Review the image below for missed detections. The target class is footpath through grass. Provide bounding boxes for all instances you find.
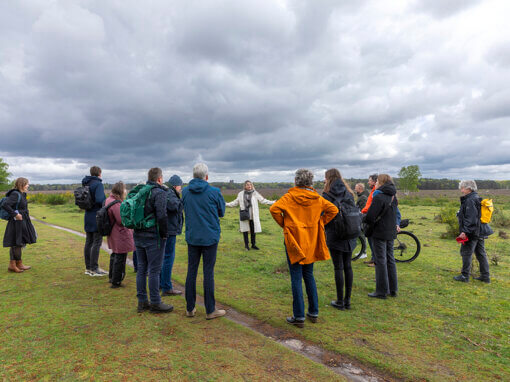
[0,220,344,381]
[28,200,510,381]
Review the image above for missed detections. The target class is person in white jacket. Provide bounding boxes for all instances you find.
[226,181,275,250]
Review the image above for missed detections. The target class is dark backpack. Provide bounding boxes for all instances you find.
[325,193,362,240]
[96,200,121,236]
[74,185,94,210]
[0,191,22,220]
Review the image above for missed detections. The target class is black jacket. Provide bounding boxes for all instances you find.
[322,180,356,252]
[81,176,105,232]
[457,191,481,239]
[3,189,37,247]
[364,182,398,240]
[166,186,183,236]
[135,181,168,238]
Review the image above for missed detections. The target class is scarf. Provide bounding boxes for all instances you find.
[243,190,254,210]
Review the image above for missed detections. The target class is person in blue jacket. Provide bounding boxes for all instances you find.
[82,166,106,276]
[182,163,226,320]
[160,175,184,296]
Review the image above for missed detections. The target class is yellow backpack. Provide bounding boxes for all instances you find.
[480,198,494,224]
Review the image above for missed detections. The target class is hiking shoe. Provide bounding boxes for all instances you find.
[251,245,260,250]
[330,300,345,310]
[245,246,250,251]
[473,276,490,283]
[161,289,183,296]
[150,303,174,313]
[91,269,107,277]
[359,253,368,259]
[206,309,226,320]
[368,292,387,299]
[137,301,150,313]
[186,308,196,318]
[306,313,318,323]
[286,317,305,328]
[453,275,469,283]
[84,269,93,275]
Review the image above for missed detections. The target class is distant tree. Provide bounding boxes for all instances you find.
[398,165,421,193]
[0,158,11,191]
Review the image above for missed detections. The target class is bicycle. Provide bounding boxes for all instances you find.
[352,219,421,263]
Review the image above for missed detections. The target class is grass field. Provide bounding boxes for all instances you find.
[6,191,510,381]
[0,220,344,381]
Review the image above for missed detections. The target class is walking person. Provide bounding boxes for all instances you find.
[226,180,275,251]
[364,174,399,299]
[105,181,135,288]
[82,166,107,276]
[454,180,491,283]
[270,169,338,327]
[361,174,378,266]
[134,168,173,313]
[160,175,184,296]
[2,177,37,273]
[322,169,357,310]
[182,163,226,319]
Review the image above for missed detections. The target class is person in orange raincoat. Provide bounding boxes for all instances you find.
[270,169,338,328]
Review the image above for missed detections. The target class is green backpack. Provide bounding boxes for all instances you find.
[120,184,157,229]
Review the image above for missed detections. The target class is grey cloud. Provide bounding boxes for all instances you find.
[414,0,482,18]
[1,0,510,182]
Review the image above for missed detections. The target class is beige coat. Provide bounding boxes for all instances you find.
[226,191,275,233]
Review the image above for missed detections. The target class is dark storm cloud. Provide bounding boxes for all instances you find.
[1,0,510,183]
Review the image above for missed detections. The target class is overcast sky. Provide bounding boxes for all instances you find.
[1,0,509,184]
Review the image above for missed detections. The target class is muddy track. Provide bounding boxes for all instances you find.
[32,217,400,382]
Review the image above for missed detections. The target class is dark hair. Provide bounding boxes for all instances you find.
[369,173,378,182]
[324,168,354,196]
[148,167,163,182]
[111,181,126,199]
[14,177,29,191]
[90,166,102,177]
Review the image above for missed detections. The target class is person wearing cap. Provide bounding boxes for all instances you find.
[160,175,184,296]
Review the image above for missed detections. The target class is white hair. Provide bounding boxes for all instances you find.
[459,180,477,192]
[193,163,209,180]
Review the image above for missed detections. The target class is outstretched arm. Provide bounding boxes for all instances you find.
[256,192,276,205]
[225,196,239,208]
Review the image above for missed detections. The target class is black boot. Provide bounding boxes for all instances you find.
[330,300,344,310]
[343,298,351,310]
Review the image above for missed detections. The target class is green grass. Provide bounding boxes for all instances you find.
[0,221,344,381]
[26,199,510,381]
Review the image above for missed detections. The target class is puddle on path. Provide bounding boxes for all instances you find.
[32,217,396,382]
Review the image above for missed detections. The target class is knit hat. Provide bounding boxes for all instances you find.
[168,175,183,187]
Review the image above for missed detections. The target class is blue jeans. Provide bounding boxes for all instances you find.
[160,235,177,292]
[286,252,319,320]
[132,250,138,271]
[185,243,217,314]
[134,234,166,305]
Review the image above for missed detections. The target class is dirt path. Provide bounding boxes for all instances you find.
[32,217,399,382]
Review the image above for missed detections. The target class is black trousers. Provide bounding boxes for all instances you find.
[109,253,127,285]
[460,238,490,279]
[243,220,256,248]
[84,231,102,271]
[9,246,22,261]
[330,249,353,302]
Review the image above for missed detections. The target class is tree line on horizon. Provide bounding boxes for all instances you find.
[1,158,509,192]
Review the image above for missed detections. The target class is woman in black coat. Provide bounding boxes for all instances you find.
[364,174,399,299]
[3,177,37,272]
[322,169,357,310]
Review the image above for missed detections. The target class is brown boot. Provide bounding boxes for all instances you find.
[16,260,31,271]
[8,260,23,273]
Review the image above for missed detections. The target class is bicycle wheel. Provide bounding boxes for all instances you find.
[394,231,421,263]
[352,235,367,261]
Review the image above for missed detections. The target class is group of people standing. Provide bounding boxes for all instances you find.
[2,165,492,327]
